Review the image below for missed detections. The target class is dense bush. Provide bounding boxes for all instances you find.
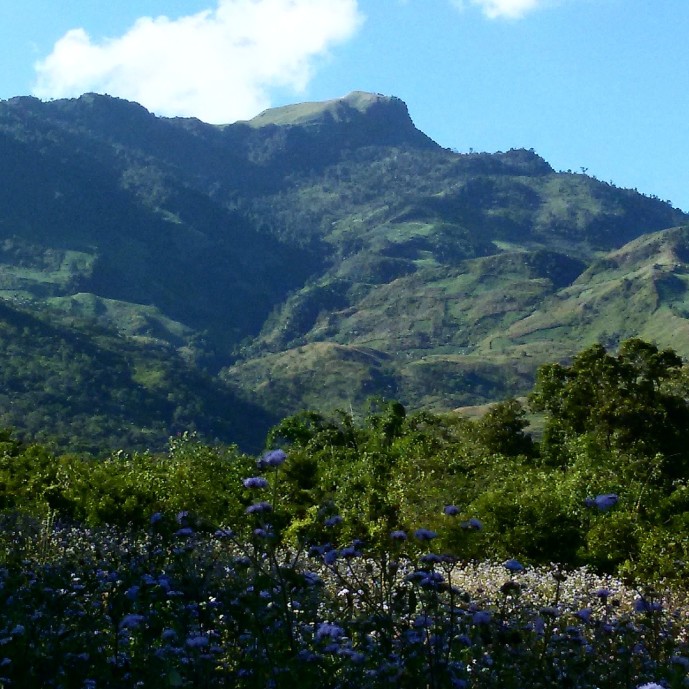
[0,338,688,584]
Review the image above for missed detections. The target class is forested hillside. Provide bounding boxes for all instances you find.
[0,90,687,450]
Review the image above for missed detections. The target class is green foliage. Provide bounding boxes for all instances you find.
[0,298,276,453]
[0,436,60,515]
[0,432,254,527]
[2,94,689,447]
[530,338,689,475]
[466,467,583,563]
[255,339,689,582]
[474,398,535,458]
[0,336,688,585]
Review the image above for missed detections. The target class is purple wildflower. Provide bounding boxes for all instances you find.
[124,585,140,600]
[245,501,273,515]
[584,493,619,511]
[503,559,524,573]
[309,544,330,557]
[338,647,365,663]
[596,588,612,601]
[461,518,483,531]
[316,622,345,641]
[390,530,408,541]
[324,550,339,565]
[414,528,438,541]
[259,449,287,468]
[186,635,210,649]
[298,649,320,663]
[419,571,445,588]
[472,610,491,625]
[214,528,234,539]
[119,614,145,630]
[405,570,428,584]
[575,608,593,623]
[302,571,323,587]
[443,504,460,516]
[243,476,269,489]
[339,544,361,558]
[324,515,343,527]
[634,597,662,613]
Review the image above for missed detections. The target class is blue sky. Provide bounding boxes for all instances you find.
[2,0,688,212]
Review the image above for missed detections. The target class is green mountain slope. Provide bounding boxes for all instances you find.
[497,225,689,356]
[0,298,276,452]
[0,95,318,358]
[0,90,687,449]
[227,227,689,415]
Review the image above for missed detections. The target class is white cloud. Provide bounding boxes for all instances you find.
[451,0,553,19]
[32,0,364,123]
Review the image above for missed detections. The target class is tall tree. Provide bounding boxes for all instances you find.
[530,339,689,476]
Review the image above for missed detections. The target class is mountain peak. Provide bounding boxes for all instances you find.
[244,91,437,150]
[247,91,399,126]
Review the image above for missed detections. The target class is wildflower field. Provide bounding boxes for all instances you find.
[1,338,689,687]
[1,494,688,688]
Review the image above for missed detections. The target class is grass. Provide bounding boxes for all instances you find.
[499,233,689,362]
[0,248,95,297]
[45,293,194,347]
[246,91,394,128]
[224,342,397,418]
[230,223,689,421]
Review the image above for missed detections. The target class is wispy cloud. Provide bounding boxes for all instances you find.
[451,0,553,19]
[32,0,364,123]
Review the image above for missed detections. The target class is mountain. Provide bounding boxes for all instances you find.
[0,91,687,450]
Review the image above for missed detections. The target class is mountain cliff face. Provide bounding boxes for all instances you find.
[0,91,687,450]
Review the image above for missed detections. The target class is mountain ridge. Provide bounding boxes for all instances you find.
[0,90,687,450]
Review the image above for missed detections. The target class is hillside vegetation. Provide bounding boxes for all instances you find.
[0,90,687,450]
[1,337,689,687]
[3,337,689,584]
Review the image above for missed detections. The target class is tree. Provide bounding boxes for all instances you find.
[529,338,689,476]
[475,399,535,458]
